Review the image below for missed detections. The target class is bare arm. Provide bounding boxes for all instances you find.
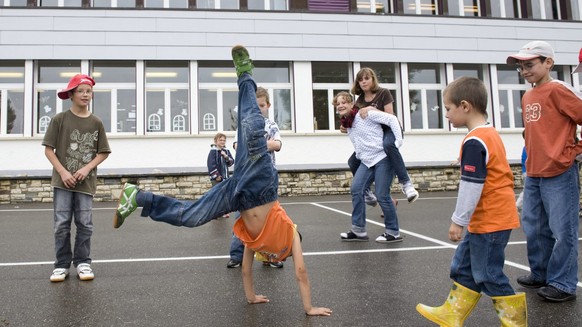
[242,246,269,304]
[291,230,332,316]
[266,139,282,152]
[44,146,76,189]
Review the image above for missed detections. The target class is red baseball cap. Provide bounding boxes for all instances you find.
[573,48,582,74]
[57,74,96,100]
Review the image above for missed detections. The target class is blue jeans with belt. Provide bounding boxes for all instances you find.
[521,164,580,295]
[139,73,278,227]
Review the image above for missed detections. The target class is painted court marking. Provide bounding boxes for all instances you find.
[1,195,581,288]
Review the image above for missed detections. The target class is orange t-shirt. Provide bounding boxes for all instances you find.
[460,126,520,234]
[522,80,582,177]
[233,201,295,262]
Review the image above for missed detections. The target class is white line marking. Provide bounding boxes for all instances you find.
[311,202,582,288]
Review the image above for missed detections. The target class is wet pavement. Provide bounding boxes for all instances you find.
[1,191,581,326]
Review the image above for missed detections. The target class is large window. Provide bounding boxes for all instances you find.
[0,61,25,135]
[36,60,81,134]
[145,61,189,133]
[91,61,137,134]
[406,63,445,130]
[495,65,528,129]
[198,61,293,132]
[312,62,351,131]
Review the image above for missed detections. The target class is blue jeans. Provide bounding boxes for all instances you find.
[350,157,399,236]
[382,127,410,185]
[53,187,93,268]
[450,230,515,297]
[229,211,244,262]
[139,73,278,227]
[521,164,580,294]
[347,128,409,185]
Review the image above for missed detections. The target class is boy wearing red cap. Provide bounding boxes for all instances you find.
[42,74,111,282]
[507,41,582,302]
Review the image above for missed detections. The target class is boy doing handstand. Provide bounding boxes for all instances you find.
[416,77,526,326]
[113,45,331,317]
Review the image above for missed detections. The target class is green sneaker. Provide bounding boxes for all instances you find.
[114,183,138,228]
[231,45,254,77]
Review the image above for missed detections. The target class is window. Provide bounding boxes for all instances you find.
[36,60,81,134]
[144,0,188,8]
[40,0,83,6]
[198,61,293,132]
[248,0,288,10]
[443,0,479,16]
[197,0,238,9]
[401,0,438,15]
[0,0,28,6]
[312,62,351,131]
[145,61,189,133]
[357,0,390,13]
[406,63,446,130]
[91,61,137,134]
[0,61,25,135]
[92,0,136,7]
[485,0,518,18]
[495,65,528,129]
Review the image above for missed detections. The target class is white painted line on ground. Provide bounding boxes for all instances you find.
[311,202,582,288]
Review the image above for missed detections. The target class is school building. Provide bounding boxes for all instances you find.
[0,1,581,202]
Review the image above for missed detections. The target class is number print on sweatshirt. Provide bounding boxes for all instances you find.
[524,103,541,123]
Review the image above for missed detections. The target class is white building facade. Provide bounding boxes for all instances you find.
[0,0,581,175]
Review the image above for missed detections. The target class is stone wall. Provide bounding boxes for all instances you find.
[0,165,524,204]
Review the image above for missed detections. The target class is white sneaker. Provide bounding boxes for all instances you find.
[76,263,94,281]
[50,268,69,282]
[402,182,419,203]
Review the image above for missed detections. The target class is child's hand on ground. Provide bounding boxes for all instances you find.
[247,294,269,304]
[306,307,332,316]
[448,222,463,242]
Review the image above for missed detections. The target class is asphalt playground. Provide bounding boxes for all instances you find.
[1,191,581,327]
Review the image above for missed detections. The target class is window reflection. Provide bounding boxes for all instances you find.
[407,63,443,129]
[36,60,81,134]
[93,0,136,7]
[145,61,189,133]
[92,61,137,133]
[312,62,350,131]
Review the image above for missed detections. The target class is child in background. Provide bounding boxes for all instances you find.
[508,40,582,302]
[113,45,331,316]
[43,74,111,282]
[416,77,526,326]
[227,86,284,268]
[207,132,234,218]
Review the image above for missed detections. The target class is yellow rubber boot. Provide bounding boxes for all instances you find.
[416,282,482,327]
[491,293,528,327]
